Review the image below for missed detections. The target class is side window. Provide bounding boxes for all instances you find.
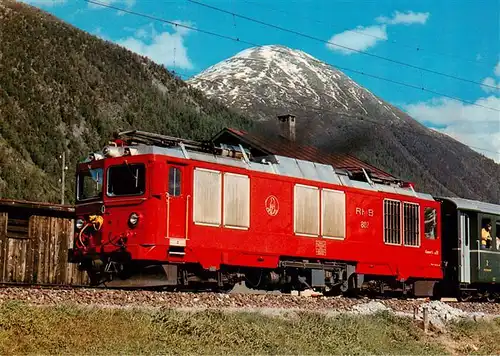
[193,168,221,226]
[496,222,500,250]
[168,167,181,196]
[403,202,420,246]
[223,173,250,229]
[294,184,320,236]
[384,199,401,244]
[481,218,492,249]
[321,189,346,239]
[424,207,437,240]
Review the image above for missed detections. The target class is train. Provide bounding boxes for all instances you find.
[68,129,500,301]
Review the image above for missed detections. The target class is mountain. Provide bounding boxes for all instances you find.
[188,45,500,204]
[0,0,252,203]
[1,1,497,205]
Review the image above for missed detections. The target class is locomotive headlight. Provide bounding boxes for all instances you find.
[128,212,139,227]
[75,218,85,230]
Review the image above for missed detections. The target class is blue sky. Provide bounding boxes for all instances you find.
[20,0,500,162]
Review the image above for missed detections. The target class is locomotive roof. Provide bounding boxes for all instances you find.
[439,197,500,216]
[87,132,435,202]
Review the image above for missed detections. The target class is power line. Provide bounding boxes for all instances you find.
[241,0,497,67]
[178,73,500,156]
[84,0,257,47]
[84,0,500,113]
[187,0,500,91]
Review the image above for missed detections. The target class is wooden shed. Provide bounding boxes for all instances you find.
[0,199,88,286]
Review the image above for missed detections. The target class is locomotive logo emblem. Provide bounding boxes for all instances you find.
[265,195,279,216]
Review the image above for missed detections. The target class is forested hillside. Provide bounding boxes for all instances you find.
[0,0,252,203]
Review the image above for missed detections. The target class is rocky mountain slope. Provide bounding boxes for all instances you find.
[0,0,252,203]
[188,45,500,203]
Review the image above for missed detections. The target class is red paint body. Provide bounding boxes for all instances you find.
[75,151,442,283]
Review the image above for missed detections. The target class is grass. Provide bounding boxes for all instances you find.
[445,318,500,355]
[0,301,497,355]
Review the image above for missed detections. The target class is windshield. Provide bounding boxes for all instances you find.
[107,163,146,196]
[77,168,103,201]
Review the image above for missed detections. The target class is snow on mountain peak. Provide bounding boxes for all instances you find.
[187,45,400,120]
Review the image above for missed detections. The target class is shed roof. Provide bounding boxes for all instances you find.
[0,199,74,217]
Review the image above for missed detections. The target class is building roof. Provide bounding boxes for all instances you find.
[212,128,396,180]
[0,198,75,217]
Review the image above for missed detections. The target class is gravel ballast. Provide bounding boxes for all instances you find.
[0,286,498,316]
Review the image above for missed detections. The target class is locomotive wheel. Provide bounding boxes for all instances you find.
[485,293,497,303]
[458,290,473,302]
[486,296,496,303]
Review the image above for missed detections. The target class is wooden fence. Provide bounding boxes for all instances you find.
[0,199,88,285]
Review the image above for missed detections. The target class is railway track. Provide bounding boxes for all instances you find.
[0,282,498,316]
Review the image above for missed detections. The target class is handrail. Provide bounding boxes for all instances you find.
[185,195,190,240]
[166,193,170,239]
[477,240,481,270]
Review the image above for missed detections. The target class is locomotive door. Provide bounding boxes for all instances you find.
[459,213,471,283]
[166,163,189,243]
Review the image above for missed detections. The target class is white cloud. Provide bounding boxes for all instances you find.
[327,25,387,54]
[404,96,500,162]
[18,0,66,6]
[480,59,500,93]
[482,77,500,94]
[91,27,111,41]
[169,20,194,36]
[134,28,149,39]
[117,23,193,69]
[327,10,429,54]
[376,11,430,25]
[88,0,135,9]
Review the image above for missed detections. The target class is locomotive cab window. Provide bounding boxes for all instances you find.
[107,163,145,196]
[77,168,103,201]
[168,167,182,196]
[424,207,437,240]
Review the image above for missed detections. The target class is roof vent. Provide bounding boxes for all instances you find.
[277,114,296,141]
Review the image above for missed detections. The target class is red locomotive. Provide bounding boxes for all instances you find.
[69,129,444,297]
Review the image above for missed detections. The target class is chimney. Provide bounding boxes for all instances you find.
[277,114,296,141]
